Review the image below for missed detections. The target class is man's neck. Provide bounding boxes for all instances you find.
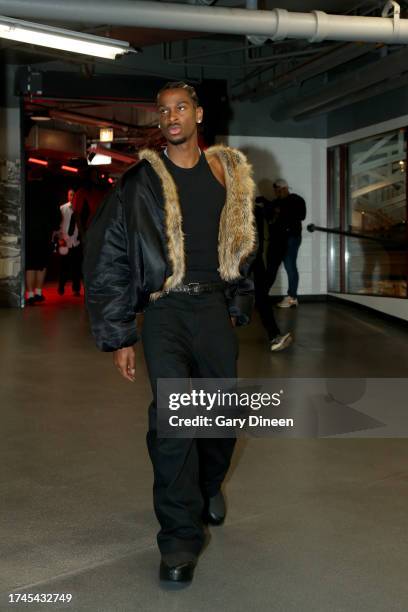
[165,139,201,169]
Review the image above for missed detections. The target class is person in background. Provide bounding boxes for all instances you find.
[72,168,110,241]
[263,179,306,308]
[58,188,82,296]
[25,170,59,305]
[253,198,292,351]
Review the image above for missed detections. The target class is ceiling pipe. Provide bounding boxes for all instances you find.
[246,0,268,47]
[1,0,408,45]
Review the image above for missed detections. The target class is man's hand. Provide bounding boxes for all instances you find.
[113,346,136,382]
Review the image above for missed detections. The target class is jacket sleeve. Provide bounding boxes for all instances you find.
[297,195,306,221]
[83,186,140,352]
[225,233,258,327]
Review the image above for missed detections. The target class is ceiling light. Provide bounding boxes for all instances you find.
[61,165,79,173]
[0,16,133,60]
[89,154,112,166]
[30,114,50,121]
[88,151,112,166]
[100,127,114,143]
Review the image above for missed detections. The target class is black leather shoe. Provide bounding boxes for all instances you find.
[160,554,197,585]
[205,490,226,526]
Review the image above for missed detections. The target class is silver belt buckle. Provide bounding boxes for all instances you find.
[187,282,201,294]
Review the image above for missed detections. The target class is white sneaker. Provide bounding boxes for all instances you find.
[277,296,298,308]
[270,333,293,352]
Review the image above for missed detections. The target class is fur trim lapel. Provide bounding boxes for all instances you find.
[205,145,256,281]
[139,149,185,294]
[139,146,256,292]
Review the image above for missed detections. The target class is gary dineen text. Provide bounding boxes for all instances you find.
[168,415,295,429]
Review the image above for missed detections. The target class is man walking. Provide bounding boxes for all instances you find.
[84,82,256,586]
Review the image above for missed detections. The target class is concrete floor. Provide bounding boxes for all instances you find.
[1,292,408,611]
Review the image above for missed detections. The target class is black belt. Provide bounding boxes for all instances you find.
[166,282,225,295]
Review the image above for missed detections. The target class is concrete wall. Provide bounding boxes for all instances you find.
[327,84,408,139]
[0,65,23,307]
[227,97,326,139]
[220,134,327,296]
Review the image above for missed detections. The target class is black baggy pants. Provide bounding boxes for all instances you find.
[58,245,82,293]
[141,290,238,556]
[253,254,280,340]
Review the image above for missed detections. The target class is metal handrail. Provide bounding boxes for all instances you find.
[307,223,407,249]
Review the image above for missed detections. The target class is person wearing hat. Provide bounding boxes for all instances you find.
[264,179,306,308]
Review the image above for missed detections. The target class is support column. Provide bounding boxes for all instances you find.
[0,64,23,307]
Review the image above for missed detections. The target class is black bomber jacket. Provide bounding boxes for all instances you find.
[83,145,257,352]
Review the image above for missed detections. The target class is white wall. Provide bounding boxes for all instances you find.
[330,293,408,322]
[220,126,408,321]
[220,135,327,295]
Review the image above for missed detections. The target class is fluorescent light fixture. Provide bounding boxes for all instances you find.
[89,153,112,166]
[30,114,51,121]
[61,165,79,173]
[100,127,114,143]
[0,15,133,59]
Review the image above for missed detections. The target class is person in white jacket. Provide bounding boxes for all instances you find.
[58,188,82,296]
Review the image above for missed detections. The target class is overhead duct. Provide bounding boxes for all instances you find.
[237,42,379,102]
[26,125,87,156]
[294,72,408,120]
[49,110,130,132]
[1,0,408,45]
[281,46,408,119]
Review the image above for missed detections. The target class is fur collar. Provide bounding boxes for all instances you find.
[139,145,256,294]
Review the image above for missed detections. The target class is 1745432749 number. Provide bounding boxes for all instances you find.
[8,593,73,604]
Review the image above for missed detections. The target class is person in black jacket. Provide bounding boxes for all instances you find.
[83,82,257,586]
[253,200,292,351]
[263,179,306,308]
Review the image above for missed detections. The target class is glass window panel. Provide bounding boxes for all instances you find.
[346,129,407,297]
[328,147,341,292]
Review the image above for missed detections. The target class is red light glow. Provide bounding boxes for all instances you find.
[28,157,48,166]
[61,165,79,173]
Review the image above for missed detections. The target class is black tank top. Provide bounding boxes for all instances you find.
[162,151,226,283]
